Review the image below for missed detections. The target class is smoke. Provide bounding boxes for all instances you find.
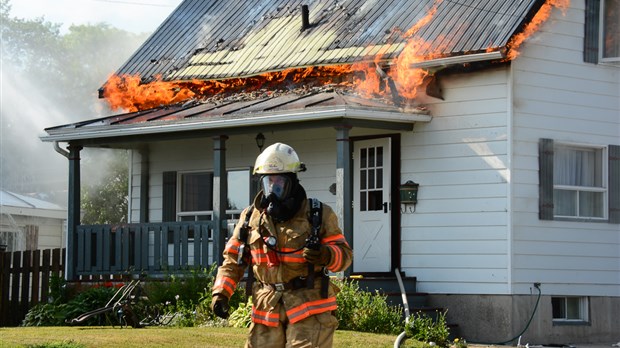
[0,62,70,202]
[0,23,149,206]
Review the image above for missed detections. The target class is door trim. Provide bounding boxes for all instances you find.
[350,133,401,276]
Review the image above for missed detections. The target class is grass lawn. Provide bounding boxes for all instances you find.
[0,326,415,348]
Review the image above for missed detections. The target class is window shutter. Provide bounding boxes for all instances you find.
[162,171,177,222]
[539,138,554,220]
[609,145,620,224]
[584,0,600,63]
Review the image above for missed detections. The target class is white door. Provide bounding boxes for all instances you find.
[353,138,391,273]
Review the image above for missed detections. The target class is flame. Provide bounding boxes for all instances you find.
[505,0,570,60]
[104,0,568,112]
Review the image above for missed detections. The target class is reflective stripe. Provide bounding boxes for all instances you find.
[251,249,269,264]
[279,249,305,263]
[286,297,337,324]
[326,245,342,271]
[322,234,347,245]
[252,307,280,327]
[214,276,237,297]
[224,239,242,255]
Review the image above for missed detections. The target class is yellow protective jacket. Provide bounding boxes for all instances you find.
[213,194,352,326]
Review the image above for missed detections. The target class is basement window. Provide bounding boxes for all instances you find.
[552,296,589,323]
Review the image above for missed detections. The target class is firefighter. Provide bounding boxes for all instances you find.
[211,142,353,347]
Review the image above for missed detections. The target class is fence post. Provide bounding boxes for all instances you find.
[0,250,9,326]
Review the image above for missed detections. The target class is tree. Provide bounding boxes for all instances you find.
[80,150,129,225]
[1,0,148,223]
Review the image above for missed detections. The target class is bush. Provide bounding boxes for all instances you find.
[23,284,118,326]
[405,310,451,348]
[333,278,404,335]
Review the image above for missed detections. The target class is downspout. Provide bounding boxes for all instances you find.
[54,141,70,159]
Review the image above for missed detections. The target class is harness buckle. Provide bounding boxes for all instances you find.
[274,283,286,291]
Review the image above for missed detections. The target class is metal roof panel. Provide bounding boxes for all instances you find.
[111,0,542,83]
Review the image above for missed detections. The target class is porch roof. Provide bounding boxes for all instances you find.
[41,89,431,147]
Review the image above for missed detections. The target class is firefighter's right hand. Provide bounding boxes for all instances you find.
[211,294,230,319]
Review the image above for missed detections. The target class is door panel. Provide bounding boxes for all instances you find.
[353,138,391,272]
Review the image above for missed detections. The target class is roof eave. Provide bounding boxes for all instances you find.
[40,105,432,143]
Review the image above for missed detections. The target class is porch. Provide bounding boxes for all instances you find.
[73,221,217,277]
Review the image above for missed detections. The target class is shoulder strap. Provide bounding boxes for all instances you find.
[239,206,254,242]
[237,206,254,266]
[308,198,322,235]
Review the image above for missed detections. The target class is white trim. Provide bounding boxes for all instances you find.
[409,51,505,69]
[599,0,620,63]
[40,107,432,143]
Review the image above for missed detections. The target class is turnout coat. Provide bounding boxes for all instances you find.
[213,194,353,326]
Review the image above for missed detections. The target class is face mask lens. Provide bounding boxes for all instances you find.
[261,175,290,199]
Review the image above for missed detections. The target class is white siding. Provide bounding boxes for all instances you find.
[400,67,511,294]
[511,0,620,296]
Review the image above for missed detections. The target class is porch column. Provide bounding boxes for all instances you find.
[213,136,228,266]
[138,147,150,223]
[335,126,352,276]
[66,144,82,281]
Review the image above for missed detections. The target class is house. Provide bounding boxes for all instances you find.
[0,189,66,251]
[40,0,619,344]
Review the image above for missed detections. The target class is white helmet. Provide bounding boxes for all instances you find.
[253,143,306,175]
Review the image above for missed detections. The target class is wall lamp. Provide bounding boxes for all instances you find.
[255,133,265,153]
[399,180,419,213]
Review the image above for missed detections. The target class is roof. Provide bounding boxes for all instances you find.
[42,88,431,145]
[114,0,542,83]
[0,189,66,219]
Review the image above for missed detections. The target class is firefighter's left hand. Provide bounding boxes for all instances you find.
[303,246,331,266]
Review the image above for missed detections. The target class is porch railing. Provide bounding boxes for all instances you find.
[74,221,217,277]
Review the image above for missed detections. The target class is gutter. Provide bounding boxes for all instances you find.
[410,50,505,69]
[40,106,432,143]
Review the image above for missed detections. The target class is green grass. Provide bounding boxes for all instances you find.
[0,326,420,348]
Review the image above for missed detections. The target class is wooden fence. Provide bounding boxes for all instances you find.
[0,248,65,326]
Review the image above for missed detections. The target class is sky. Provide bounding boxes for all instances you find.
[8,0,183,34]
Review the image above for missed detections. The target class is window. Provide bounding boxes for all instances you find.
[601,0,619,61]
[538,139,619,223]
[553,145,606,219]
[584,0,620,63]
[552,296,589,322]
[177,169,251,221]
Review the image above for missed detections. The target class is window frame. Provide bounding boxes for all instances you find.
[551,296,590,324]
[175,168,253,222]
[538,139,619,223]
[599,0,620,62]
[552,142,608,220]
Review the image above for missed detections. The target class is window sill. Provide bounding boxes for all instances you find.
[553,216,608,223]
[552,320,590,326]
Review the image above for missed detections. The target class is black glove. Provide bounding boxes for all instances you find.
[211,294,230,319]
[303,245,331,266]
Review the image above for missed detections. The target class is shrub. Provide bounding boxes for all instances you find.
[405,310,451,348]
[228,296,253,328]
[23,284,118,326]
[333,278,404,335]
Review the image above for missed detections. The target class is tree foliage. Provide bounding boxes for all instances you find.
[1,0,147,217]
[81,150,129,225]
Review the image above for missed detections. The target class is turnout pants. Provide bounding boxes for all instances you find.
[245,305,338,348]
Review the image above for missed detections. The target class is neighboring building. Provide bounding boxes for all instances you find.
[0,189,66,251]
[40,0,618,344]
